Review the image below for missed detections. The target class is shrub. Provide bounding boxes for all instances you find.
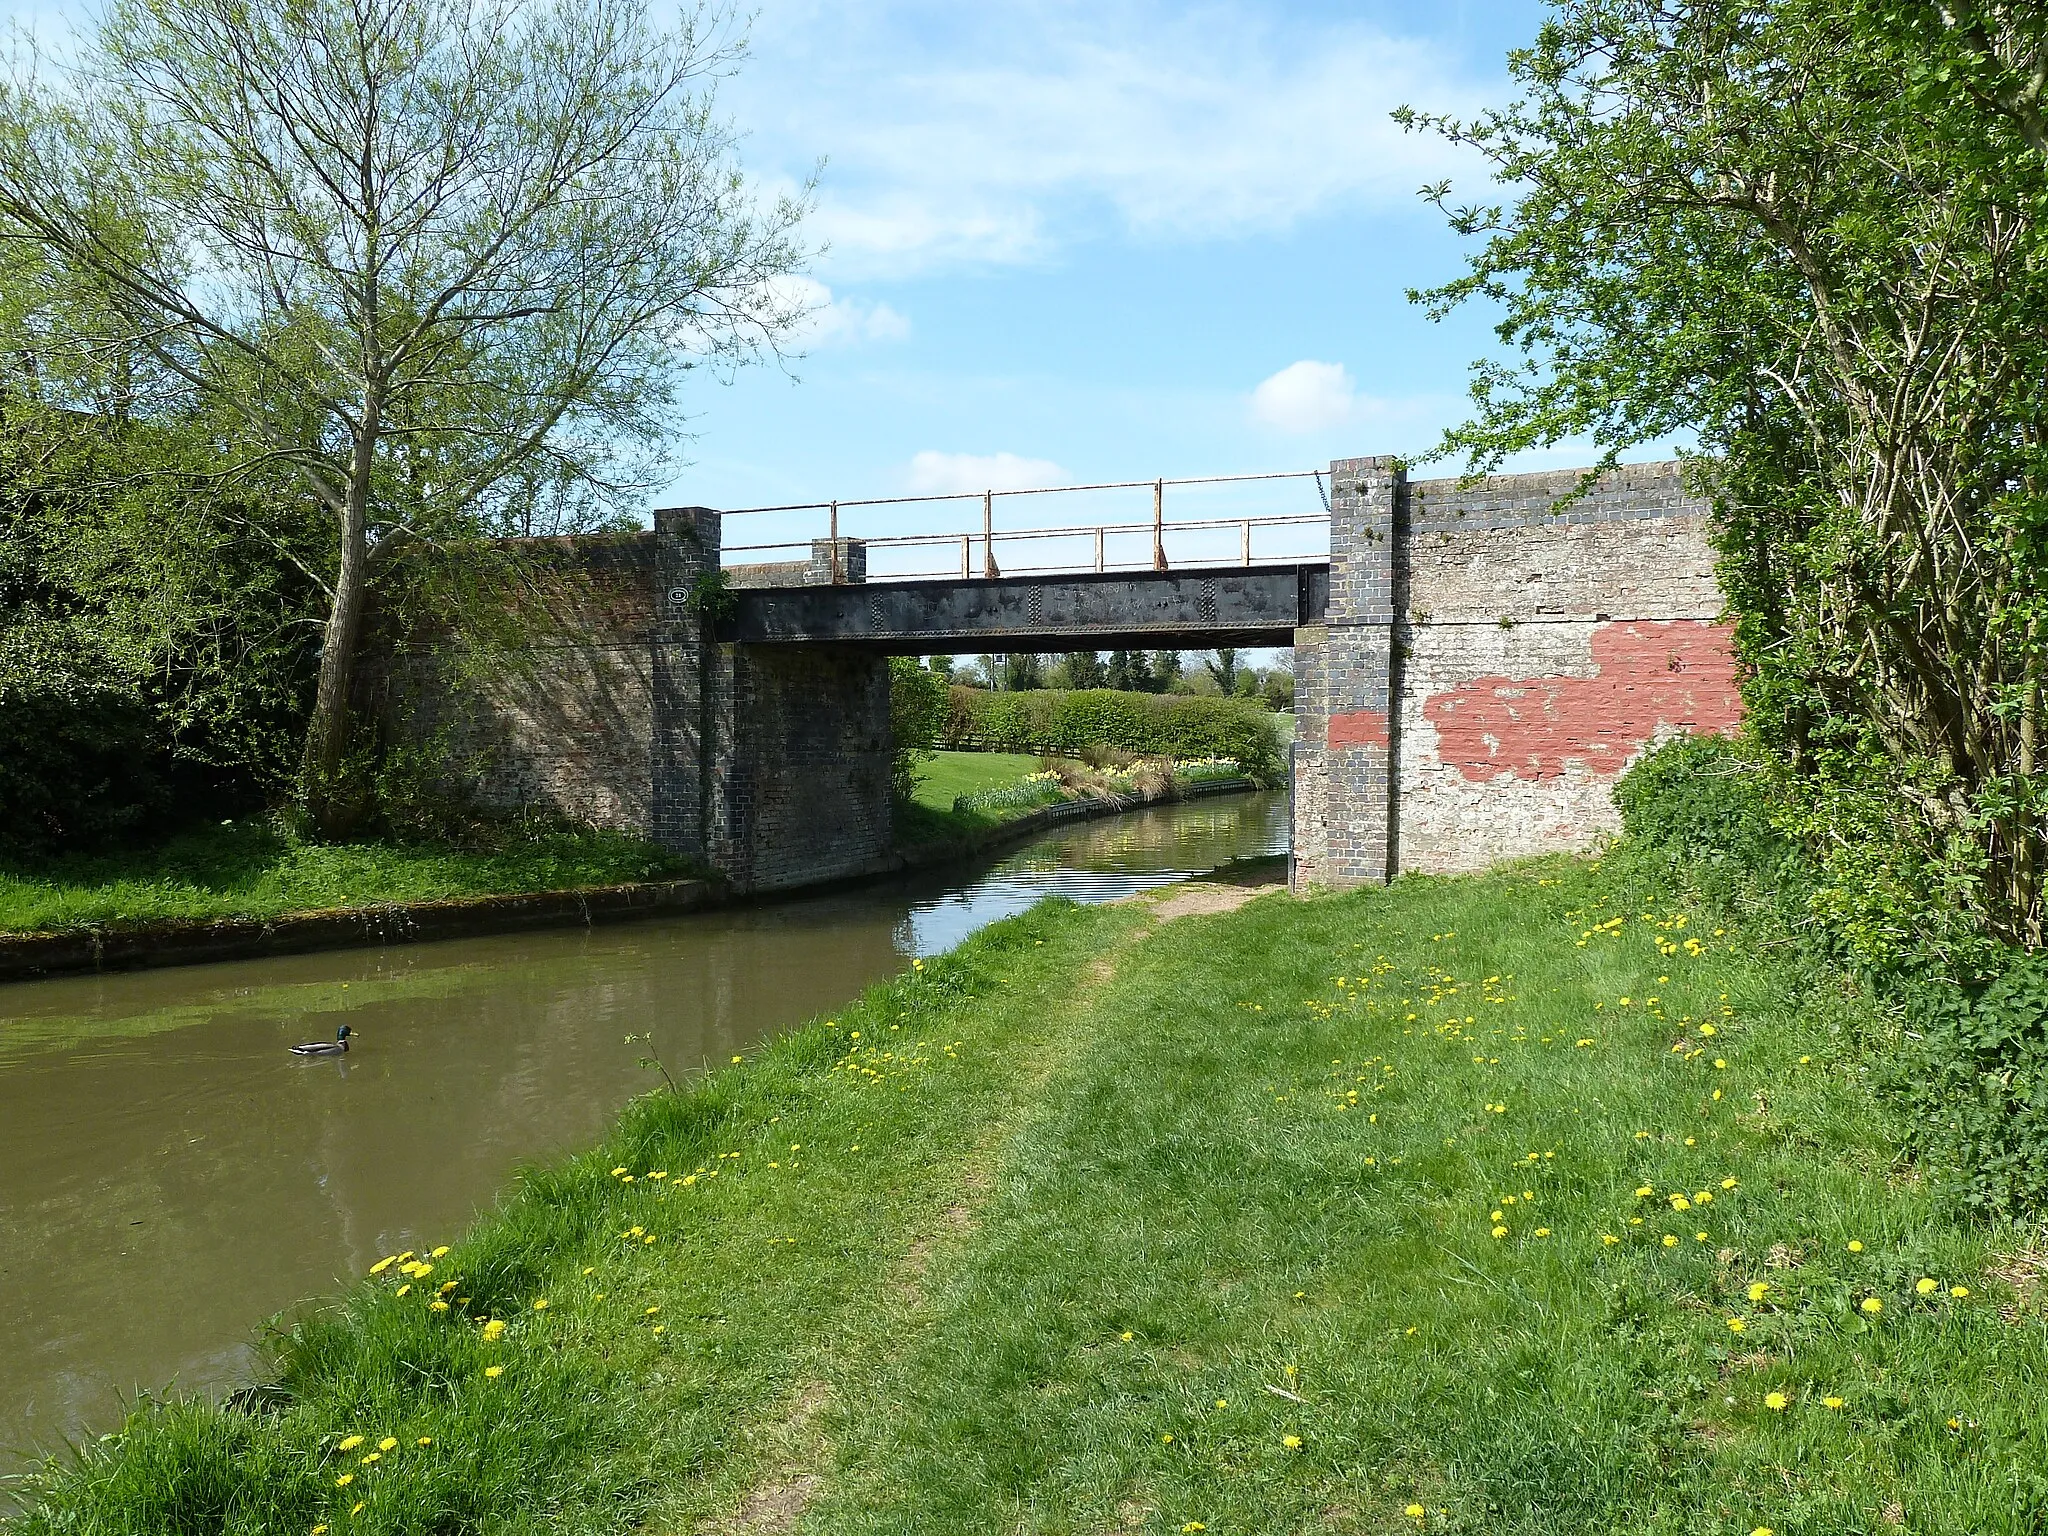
[942,687,1281,781]
[890,659,950,801]
[1897,954,2048,1215]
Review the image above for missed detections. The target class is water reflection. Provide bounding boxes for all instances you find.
[0,791,1285,1467]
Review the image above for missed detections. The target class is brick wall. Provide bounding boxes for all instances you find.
[376,518,894,893]
[1293,460,1741,888]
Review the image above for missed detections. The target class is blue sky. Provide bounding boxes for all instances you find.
[12,0,1644,556]
[676,0,1590,551]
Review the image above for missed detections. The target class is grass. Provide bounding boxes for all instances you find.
[14,852,2047,1533]
[0,821,694,935]
[895,750,1065,847]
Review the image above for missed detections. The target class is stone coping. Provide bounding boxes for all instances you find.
[0,778,1261,986]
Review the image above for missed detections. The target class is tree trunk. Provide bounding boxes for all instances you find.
[301,418,377,836]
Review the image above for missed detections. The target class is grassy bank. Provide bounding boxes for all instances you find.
[0,821,692,935]
[16,855,2045,1533]
[894,750,1067,846]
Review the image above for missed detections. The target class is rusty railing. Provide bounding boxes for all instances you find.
[719,469,1330,582]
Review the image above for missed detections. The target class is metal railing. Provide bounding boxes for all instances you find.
[719,469,1331,582]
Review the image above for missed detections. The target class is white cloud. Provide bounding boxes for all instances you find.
[737,2,1496,277]
[906,450,1067,495]
[1250,360,1360,434]
[762,275,910,347]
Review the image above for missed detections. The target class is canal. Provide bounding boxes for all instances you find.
[0,791,1286,1469]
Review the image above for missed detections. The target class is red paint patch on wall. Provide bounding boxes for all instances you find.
[1327,708,1390,750]
[1422,621,1741,783]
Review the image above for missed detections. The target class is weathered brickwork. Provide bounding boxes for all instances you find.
[379,516,895,893]
[1292,459,1740,888]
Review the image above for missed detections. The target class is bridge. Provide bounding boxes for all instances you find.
[385,456,1741,894]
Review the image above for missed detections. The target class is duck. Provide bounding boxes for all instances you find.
[289,1024,352,1056]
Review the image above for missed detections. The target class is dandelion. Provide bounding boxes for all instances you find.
[1764,1391,1788,1410]
[337,1435,364,1452]
[369,1258,395,1276]
[359,1453,379,1465]
[417,1437,433,1446]
[1822,1397,1844,1410]
[1406,1504,1426,1519]
[1282,1434,1303,1449]
[1751,1529,1774,1536]
[1952,1285,1971,1298]
[395,1285,411,1298]
[1215,1398,1228,1408]
[335,1474,354,1488]
[1727,1318,1745,1333]
[1848,1240,1864,1253]
[1721,1178,1738,1189]
[1120,1331,1135,1341]
[431,1246,449,1259]
[351,1504,365,1517]
[1183,1525,1206,1533]
[1635,1186,1654,1198]
[645,1305,660,1316]
[485,1365,505,1378]
[1663,1234,1679,1247]
[1492,1225,1509,1239]
[1916,1278,1938,1295]
[1601,1234,1620,1245]
[1161,1433,1174,1444]
[1861,1296,1884,1315]
[377,1437,397,1452]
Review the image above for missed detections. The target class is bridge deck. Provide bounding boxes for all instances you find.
[728,564,1329,652]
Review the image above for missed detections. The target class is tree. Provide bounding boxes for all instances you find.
[0,0,808,834]
[1205,648,1240,695]
[1001,652,1045,692]
[1150,650,1184,694]
[1061,649,1106,690]
[1106,649,1151,693]
[1401,0,2048,958]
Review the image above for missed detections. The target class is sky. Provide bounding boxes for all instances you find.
[8,0,1666,566]
[675,0,1598,550]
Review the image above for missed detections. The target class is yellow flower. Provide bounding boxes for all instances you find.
[1721,1178,1738,1189]
[430,1300,450,1313]
[1215,1399,1227,1408]
[1699,1023,1716,1036]
[482,1319,506,1340]
[1282,1434,1303,1449]
[312,1528,328,1536]
[1822,1396,1844,1410]
[1663,1234,1679,1247]
[431,1246,449,1259]
[485,1365,505,1378]
[533,1299,549,1311]
[417,1436,433,1446]
[1848,1240,1864,1253]
[1952,1285,1971,1298]
[1492,1225,1509,1239]
[1635,1186,1654,1198]
[369,1258,395,1276]
[337,1435,364,1452]
[1120,1331,1135,1341]
[335,1474,354,1487]
[1601,1234,1620,1245]
[1183,1525,1206,1533]
[1751,1528,1773,1536]
[360,1453,379,1465]
[377,1437,397,1453]
[351,1504,364,1517]
[1747,1282,1768,1302]
[1916,1278,1938,1295]
[395,1285,411,1298]
[1534,1227,1551,1238]
[1861,1296,1883,1315]
[1726,1318,1745,1333]
[1764,1391,1788,1411]
[1406,1504,1426,1519]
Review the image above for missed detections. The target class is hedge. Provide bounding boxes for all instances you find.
[942,686,1282,781]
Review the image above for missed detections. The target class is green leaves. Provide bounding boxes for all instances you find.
[1408,0,2048,953]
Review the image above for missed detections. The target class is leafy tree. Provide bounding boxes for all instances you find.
[1401,0,2048,958]
[0,0,808,834]
[1001,652,1046,692]
[1149,650,1184,694]
[1060,650,1106,690]
[1205,648,1240,695]
[888,656,948,802]
[1105,649,1151,693]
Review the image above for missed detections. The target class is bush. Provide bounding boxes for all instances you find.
[1614,734,1791,887]
[942,687,1282,781]
[890,659,950,801]
[1897,953,2048,1215]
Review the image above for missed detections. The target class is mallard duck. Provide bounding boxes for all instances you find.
[289,1024,352,1056]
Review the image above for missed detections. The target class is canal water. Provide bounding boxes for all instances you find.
[0,791,1286,1469]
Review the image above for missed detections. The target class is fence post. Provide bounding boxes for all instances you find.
[983,489,1000,579]
[1152,478,1166,570]
[1241,518,1251,565]
[960,533,970,578]
[1095,525,1105,572]
[829,500,840,584]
